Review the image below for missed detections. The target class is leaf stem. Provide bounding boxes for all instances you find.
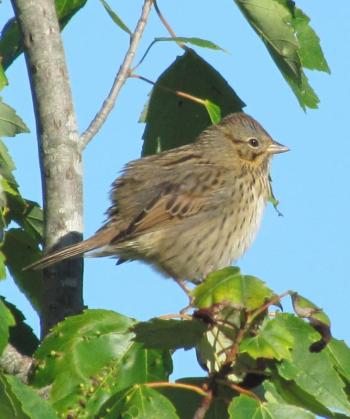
[248,290,291,322]
[224,291,291,365]
[227,382,261,402]
[147,381,208,397]
[157,313,193,320]
[130,73,207,106]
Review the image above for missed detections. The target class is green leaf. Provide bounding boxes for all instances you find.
[0,139,16,177]
[159,379,230,419]
[31,310,172,416]
[75,344,172,418]
[204,100,222,124]
[157,380,204,418]
[196,307,243,374]
[0,18,22,71]
[22,201,43,238]
[228,394,315,419]
[2,229,43,314]
[0,99,29,137]
[240,316,294,361]
[0,139,19,217]
[0,138,43,244]
[6,197,43,242]
[55,0,88,27]
[291,7,330,72]
[19,200,43,241]
[133,318,208,350]
[0,374,58,419]
[141,49,244,156]
[259,402,316,418]
[0,373,27,419]
[234,0,300,76]
[0,1,87,69]
[32,309,135,393]
[1,297,39,356]
[191,267,274,309]
[155,37,225,52]
[276,314,350,416]
[0,139,28,247]
[264,377,338,418]
[0,64,8,91]
[0,298,15,355]
[327,339,350,383]
[193,269,276,375]
[268,174,283,216]
[99,0,131,35]
[234,0,329,109]
[98,385,179,419]
[228,395,260,419]
[0,252,6,279]
[272,57,319,110]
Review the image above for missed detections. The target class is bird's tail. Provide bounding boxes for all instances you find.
[24,227,117,271]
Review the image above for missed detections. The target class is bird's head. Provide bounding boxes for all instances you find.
[217,113,289,168]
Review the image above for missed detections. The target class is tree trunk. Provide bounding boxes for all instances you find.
[11,0,84,337]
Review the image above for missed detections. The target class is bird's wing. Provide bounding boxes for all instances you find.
[112,164,228,241]
[125,190,207,236]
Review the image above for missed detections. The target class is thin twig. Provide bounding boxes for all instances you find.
[147,381,207,397]
[225,323,248,365]
[230,383,261,402]
[130,73,207,106]
[157,313,193,320]
[132,0,184,74]
[132,39,157,72]
[225,291,291,365]
[248,290,291,321]
[154,0,182,43]
[227,382,261,402]
[193,388,213,419]
[80,0,154,149]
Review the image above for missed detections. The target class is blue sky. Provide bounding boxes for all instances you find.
[1,1,349,379]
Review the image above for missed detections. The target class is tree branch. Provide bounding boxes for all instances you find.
[0,344,32,384]
[80,0,154,149]
[193,388,213,419]
[12,0,84,337]
[0,344,51,398]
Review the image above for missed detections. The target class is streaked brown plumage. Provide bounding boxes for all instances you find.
[26,113,288,283]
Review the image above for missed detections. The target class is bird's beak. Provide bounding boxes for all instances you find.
[268,140,289,154]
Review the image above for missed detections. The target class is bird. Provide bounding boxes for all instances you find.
[26,112,288,285]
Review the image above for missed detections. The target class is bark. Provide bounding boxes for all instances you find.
[0,344,32,384]
[0,344,51,398]
[11,0,84,337]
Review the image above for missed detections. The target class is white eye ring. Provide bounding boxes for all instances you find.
[248,138,259,148]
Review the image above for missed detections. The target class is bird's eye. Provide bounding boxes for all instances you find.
[248,138,259,148]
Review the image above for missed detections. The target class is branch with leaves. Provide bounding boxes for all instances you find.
[0,267,344,417]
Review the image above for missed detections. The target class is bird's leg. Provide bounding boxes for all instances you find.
[174,278,192,295]
[173,278,196,314]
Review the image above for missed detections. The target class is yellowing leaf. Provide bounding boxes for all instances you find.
[191,267,274,309]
